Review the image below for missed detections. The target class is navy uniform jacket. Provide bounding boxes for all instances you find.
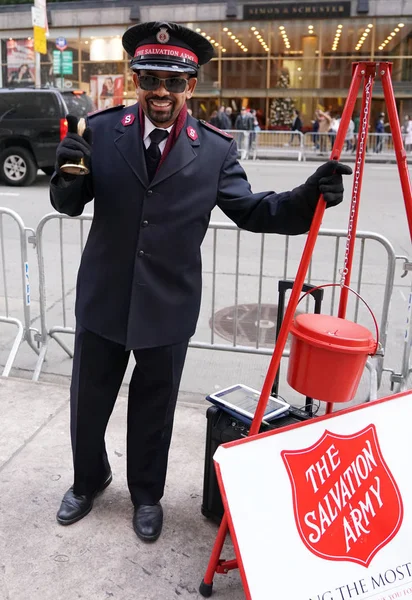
[50,103,317,350]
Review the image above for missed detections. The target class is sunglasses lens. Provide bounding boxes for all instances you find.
[138,75,187,93]
[165,78,187,93]
[139,75,159,91]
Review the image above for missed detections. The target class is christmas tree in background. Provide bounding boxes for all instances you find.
[270,68,295,128]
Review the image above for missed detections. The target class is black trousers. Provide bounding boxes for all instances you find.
[70,325,189,506]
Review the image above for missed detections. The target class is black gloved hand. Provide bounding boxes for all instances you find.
[55,114,93,174]
[304,160,353,208]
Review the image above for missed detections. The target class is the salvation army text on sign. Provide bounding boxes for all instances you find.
[282,425,403,567]
[214,391,412,600]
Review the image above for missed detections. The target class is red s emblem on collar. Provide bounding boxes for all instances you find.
[186,126,198,141]
[121,114,135,127]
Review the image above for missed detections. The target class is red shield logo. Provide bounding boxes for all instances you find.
[281,425,403,567]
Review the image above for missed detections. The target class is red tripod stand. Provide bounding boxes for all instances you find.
[199,62,412,598]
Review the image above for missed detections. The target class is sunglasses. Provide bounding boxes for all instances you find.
[138,75,189,93]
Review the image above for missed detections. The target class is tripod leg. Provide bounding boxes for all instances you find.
[380,62,412,242]
[200,62,365,596]
[199,514,229,597]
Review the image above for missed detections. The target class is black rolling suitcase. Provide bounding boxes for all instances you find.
[201,280,324,524]
[201,404,311,523]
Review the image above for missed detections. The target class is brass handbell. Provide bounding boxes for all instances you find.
[60,117,90,176]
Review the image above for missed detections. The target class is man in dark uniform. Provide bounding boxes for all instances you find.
[51,21,352,542]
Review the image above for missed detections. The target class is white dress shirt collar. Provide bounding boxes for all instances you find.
[143,115,173,153]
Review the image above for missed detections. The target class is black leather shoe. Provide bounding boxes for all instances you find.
[56,471,112,526]
[133,503,163,542]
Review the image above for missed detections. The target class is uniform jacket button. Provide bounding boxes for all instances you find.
[142,220,149,227]
[138,250,145,257]
[147,190,153,196]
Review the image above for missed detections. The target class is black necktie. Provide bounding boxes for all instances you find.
[145,128,169,182]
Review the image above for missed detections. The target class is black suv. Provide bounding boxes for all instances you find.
[0,88,94,186]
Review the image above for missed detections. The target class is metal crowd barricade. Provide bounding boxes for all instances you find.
[210,130,408,163]
[303,132,337,158]
[0,207,39,377]
[252,130,304,161]
[33,216,401,401]
[33,212,92,381]
[303,131,406,161]
[365,132,396,157]
[225,130,248,159]
[383,257,412,393]
[190,223,398,401]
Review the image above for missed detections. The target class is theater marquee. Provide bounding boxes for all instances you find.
[243,2,351,20]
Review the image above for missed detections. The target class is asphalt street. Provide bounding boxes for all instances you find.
[1,159,411,408]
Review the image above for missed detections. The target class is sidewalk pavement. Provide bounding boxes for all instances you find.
[0,377,244,600]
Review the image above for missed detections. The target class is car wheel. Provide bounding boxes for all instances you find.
[0,146,37,186]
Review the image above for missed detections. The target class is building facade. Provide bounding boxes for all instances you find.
[1,0,411,128]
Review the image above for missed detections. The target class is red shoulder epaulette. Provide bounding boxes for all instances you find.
[87,104,125,118]
[199,120,233,139]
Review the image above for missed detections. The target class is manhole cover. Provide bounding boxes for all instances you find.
[211,303,283,349]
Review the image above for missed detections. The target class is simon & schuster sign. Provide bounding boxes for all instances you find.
[243,2,351,20]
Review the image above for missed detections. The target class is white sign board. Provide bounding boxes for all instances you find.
[31,6,44,28]
[34,0,48,34]
[214,391,412,600]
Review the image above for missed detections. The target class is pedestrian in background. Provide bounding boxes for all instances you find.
[352,112,360,153]
[209,109,219,127]
[287,108,302,146]
[312,114,320,151]
[329,113,340,151]
[234,106,254,131]
[402,115,412,152]
[316,108,332,154]
[374,113,385,153]
[235,107,254,157]
[50,20,352,544]
[345,118,355,152]
[225,105,234,128]
[216,105,231,130]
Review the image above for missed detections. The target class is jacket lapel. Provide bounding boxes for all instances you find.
[152,116,199,187]
[114,104,149,187]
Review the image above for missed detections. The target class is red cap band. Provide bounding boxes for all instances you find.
[133,44,198,65]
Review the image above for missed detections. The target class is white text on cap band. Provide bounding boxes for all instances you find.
[133,44,199,65]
